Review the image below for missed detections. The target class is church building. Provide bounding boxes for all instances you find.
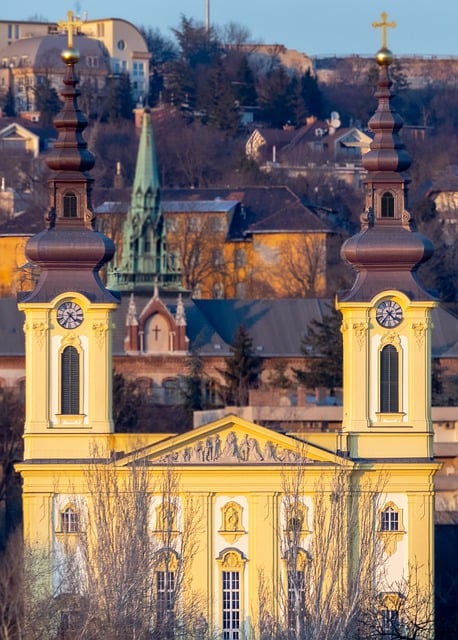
[15,17,438,639]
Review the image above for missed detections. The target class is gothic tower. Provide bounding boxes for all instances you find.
[108,108,180,292]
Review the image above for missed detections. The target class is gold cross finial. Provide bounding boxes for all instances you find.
[58,10,84,49]
[372,12,396,49]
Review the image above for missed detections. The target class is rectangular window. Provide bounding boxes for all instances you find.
[381,508,399,532]
[380,345,399,413]
[61,346,80,414]
[287,570,305,634]
[222,571,240,640]
[381,608,399,637]
[7,25,12,40]
[157,571,175,623]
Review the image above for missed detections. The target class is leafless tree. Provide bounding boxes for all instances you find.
[2,454,206,639]
[251,457,433,640]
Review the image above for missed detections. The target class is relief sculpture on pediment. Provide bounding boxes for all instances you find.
[158,431,311,465]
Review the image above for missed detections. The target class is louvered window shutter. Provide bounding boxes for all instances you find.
[380,345,399,412]
[61,346,80,414]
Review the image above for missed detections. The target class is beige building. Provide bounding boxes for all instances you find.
[0,16,150,110]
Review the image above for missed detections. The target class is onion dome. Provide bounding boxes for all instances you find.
[339,45,434,302]
[20,46,119,304]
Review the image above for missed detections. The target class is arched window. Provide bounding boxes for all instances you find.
[380,506,399,532]
[154,549,179,628]
[380,345,399,413]
[60,506,79,533]
[217,549,247,640]
[63,192,77,218]
[381,191,395,218]
[61,346,80,414]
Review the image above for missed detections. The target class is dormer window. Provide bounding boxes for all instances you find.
[381,191,395,218]
[63,192,77,218]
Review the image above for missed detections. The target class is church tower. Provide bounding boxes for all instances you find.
[336,22,438,614]
[109,108,180,292]
[17,39,119,463]
[336,39,436,460]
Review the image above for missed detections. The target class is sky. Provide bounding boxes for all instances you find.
[3,0,457,57]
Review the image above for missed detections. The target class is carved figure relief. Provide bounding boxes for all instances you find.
[158,431,310,465]
[219,501,245,544]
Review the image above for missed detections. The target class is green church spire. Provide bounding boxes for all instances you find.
[109,108,179,292]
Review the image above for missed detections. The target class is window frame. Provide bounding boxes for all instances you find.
[59,505,80,534]
[60,345,81,415]
[379,344,400,414]
[381,191,395,218]
[217,549,246,640]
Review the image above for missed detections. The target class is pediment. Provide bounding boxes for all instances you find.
[0,123,38,141]
[116,414,349,468]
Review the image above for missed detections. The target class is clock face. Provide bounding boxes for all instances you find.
[57,301,84,329]
[376,300,403,328]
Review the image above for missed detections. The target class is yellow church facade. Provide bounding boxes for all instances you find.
[15,16,438,640]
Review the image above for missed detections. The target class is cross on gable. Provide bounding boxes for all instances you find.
[152,325,161,340]
[58,10,84,49]
[372,12,396,50]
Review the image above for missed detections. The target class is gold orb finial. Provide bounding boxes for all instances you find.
[376,47,394,66]
[61,47,80,65]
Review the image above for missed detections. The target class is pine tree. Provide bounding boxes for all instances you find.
[1,88,16,117]
[220,325,262,406]
[295,306,343,394]
[35,79,61,127]
[181,351,205,412]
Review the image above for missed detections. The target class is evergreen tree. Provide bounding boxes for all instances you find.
[34,79,61,127]
[295,306,343,394]
[257,65,295,128]
[101,74,135,123]
[233,55,258,107]
[203,59,240,133]
[181,351,205,412]
[1,88,16,117]
[300,69,323,119]
[220,325,262,406]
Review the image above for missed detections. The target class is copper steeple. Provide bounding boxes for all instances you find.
[340,19,433,302]
[20,31,118,304]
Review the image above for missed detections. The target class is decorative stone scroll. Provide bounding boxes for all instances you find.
[380,331,401,347]
[412,322,426,349]
[92,322,108,349]
[352,322,368,350]
[158,431,310,465]
[32,322,48,350]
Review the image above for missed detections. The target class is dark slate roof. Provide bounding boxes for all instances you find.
[0,34,111,73]
[0,298,25,355]
[0,295,456,360]
[0,208,44,235]
[161,186,330,239]
[426,165,458,195]
[162,200,238,214]
[111,295,333,356]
